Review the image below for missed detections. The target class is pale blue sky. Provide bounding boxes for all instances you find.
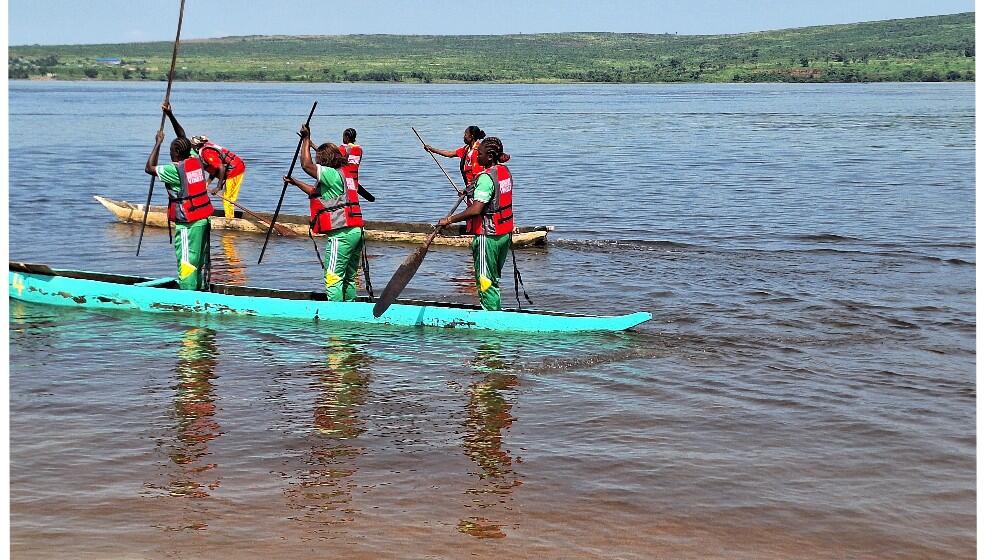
[8,0,974,45]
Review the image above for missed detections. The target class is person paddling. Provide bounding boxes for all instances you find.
[424,126,509,236]
[283,124,365,302]
[436,137,514,311]
[423,125,487,187]
[144,123,215,291]
[339,128,363,185]
[162,102,247,223]
[312,129,373,202]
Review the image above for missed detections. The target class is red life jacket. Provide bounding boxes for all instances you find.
[460,139,484,186]
[199,142,245,177]
[309,167,365,234]
[167,157,214,223]
[339,143,362,181]
[465,164,514,236]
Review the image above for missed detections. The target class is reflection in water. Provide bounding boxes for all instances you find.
[9,300,37,325]
[214,232,247,285]
[446,260,479,296]
[148,326,222,531]
[459,342,521,539]
[285,336,371,529]
[8,300,62,349]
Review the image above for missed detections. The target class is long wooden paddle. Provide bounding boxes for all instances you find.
[258,101,318,264]
[372,192,466,318]
[371,128,473,317]
[411,127,464,195]
[136,0,186,256]
[357,184,376,202]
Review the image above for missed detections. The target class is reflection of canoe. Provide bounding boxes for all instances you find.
[94,196,551,248]
[9,262,652,333]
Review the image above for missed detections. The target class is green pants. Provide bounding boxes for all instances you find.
[173,218,212,291]
[472,233,511,311]
[323,226,364,302]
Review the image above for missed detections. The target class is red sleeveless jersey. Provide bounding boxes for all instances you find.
[339,144,362,182]
[465,164,514,236]
[167,157,214,223]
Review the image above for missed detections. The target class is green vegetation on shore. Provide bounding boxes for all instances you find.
[9,12,974,83]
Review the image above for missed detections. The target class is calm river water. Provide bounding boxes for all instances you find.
[8,81,975,559]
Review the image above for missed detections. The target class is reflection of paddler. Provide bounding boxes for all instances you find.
[284,123,366,302]
[287,336,371,526]
[144,110,214,291]
[171,327,221,497]
[459,342,520,539]
[215,232,247,285]
[437,137,515,311]
[465,343,518,478]
[446,261,479,296]
[313,336,371,438]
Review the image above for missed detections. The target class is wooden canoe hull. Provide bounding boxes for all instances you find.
[94,196,550,248]
[9,263,652,333]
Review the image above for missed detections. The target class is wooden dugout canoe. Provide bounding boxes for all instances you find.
[9,262,652,333]
[94,196,551,248]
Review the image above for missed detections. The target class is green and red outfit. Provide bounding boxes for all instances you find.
[156,163,213,291]
[467,165,515,311]
[312,165,364,302]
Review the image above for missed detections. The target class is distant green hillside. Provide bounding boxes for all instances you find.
[9,12,974,83]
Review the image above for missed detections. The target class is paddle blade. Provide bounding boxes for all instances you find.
[372,246,429,317]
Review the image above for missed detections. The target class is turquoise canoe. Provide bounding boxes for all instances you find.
[8,262,652,333]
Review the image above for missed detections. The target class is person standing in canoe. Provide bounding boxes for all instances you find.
[423,125,487,187]
[339,128,363,185]
[144,127,215,291]
[283,124,365,302]
[311,130,365,192]
[308,136,371,295]
[436,137,514,311]
[161,102,247,223]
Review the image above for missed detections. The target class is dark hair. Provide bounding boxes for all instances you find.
[316,144,346,168]
[343,128,357,143]
[466,126,486,141]
[170,137,192,160]
[478,137,504,166]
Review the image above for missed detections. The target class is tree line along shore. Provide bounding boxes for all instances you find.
[9,12,974,84]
